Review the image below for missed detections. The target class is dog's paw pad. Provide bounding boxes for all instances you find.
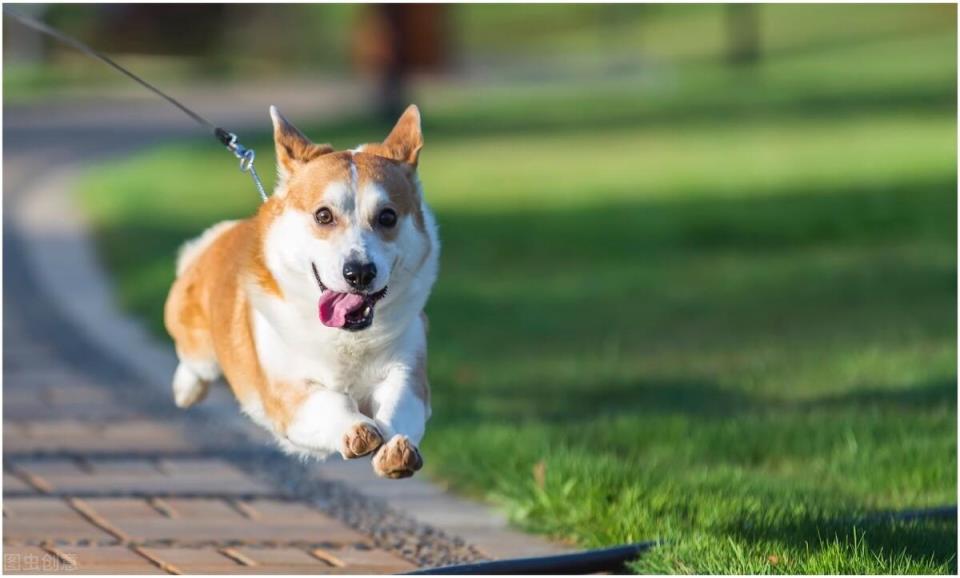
[341,422,384,459]
[372,435,423,479]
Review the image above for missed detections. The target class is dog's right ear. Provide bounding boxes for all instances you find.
[270,106,333,182]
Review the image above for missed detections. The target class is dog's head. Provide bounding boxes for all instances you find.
[259,105,434,332]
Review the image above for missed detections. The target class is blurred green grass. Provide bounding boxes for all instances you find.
[77,6,956,574]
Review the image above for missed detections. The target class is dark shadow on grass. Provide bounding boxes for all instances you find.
[726,505,957,572]
[434,376,758,423]
[436,375,959,425]
[797,378,958,411]
[292,83,956,145]
[431,176,956,261]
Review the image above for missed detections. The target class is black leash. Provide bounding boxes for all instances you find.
[4,7,268,202]
[406,542,658,575]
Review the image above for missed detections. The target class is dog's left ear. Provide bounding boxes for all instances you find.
[270,105,333,180]
[380,105,423,168]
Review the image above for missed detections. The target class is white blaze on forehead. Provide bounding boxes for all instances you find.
[349,152,359,189]
[323,179,354,215]
[359,181,389,219]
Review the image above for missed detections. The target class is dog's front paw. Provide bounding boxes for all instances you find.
[372,435,423,479]
[341,422,384,459]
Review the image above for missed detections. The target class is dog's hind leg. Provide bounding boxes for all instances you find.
[172,356,219,408]
[165,256,221,409]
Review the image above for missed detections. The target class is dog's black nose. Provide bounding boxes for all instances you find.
[343,261,377,290]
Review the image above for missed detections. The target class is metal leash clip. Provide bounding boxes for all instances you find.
[217,128,268,203]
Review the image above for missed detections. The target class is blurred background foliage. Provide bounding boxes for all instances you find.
[6,4,955,107]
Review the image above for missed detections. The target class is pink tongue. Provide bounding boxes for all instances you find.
[318,292,366,328]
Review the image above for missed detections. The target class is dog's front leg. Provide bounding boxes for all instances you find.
[368,363,430,479]
[279,386,384,460]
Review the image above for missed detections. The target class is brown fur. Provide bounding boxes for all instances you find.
[164,216,308,431]
[272,108,335,173]
[356,153,426,234]
[362,105,423,167]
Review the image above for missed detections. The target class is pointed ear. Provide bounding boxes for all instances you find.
[270,105,333,177]
[380,105,423,167]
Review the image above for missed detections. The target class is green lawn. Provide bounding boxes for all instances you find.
[78,6,956,574]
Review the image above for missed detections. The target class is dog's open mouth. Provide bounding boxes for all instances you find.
[313,263,387,331]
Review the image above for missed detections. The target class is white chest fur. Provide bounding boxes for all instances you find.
[250,290,427,399]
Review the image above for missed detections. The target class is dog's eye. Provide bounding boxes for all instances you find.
[378,208,398,228]
[315,207,334,225]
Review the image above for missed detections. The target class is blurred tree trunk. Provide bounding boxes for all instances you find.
[726,4,760,66]
[353,4,449,122]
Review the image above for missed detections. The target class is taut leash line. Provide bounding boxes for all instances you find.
[4,7,269,203]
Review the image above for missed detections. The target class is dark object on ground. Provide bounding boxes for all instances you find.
[406,541,657,575]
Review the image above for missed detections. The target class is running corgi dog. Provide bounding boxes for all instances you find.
[164,105,438,478]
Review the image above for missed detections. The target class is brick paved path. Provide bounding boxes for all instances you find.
[2,92,494,574]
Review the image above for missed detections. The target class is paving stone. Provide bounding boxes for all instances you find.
[146,459,277,494]
[4,369,85,390]
[2,545,73,574]
[42,384,138,420]
[87,459,162,476]
[136,546,242,574]
[161,497,245,520]
[3,343,54,364]
[100,422,197,451]
[13,460,89,481]
[241,499,372,544]
[4,498,77,517]
[48,546,164,574]
[231,546,331,568]
[3,422,36,453]
[4,421,196,453]
[138,545,392,574]
[313,545,417,572]
[12,458,275,496]
[3,377,135,420]
[83,497,371,546]
[2,391,51,419]
[72,498,158,520]
[3,473,36,494]
[43,384,116,405]
[3,498,114,543]
[4,373,117,421]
